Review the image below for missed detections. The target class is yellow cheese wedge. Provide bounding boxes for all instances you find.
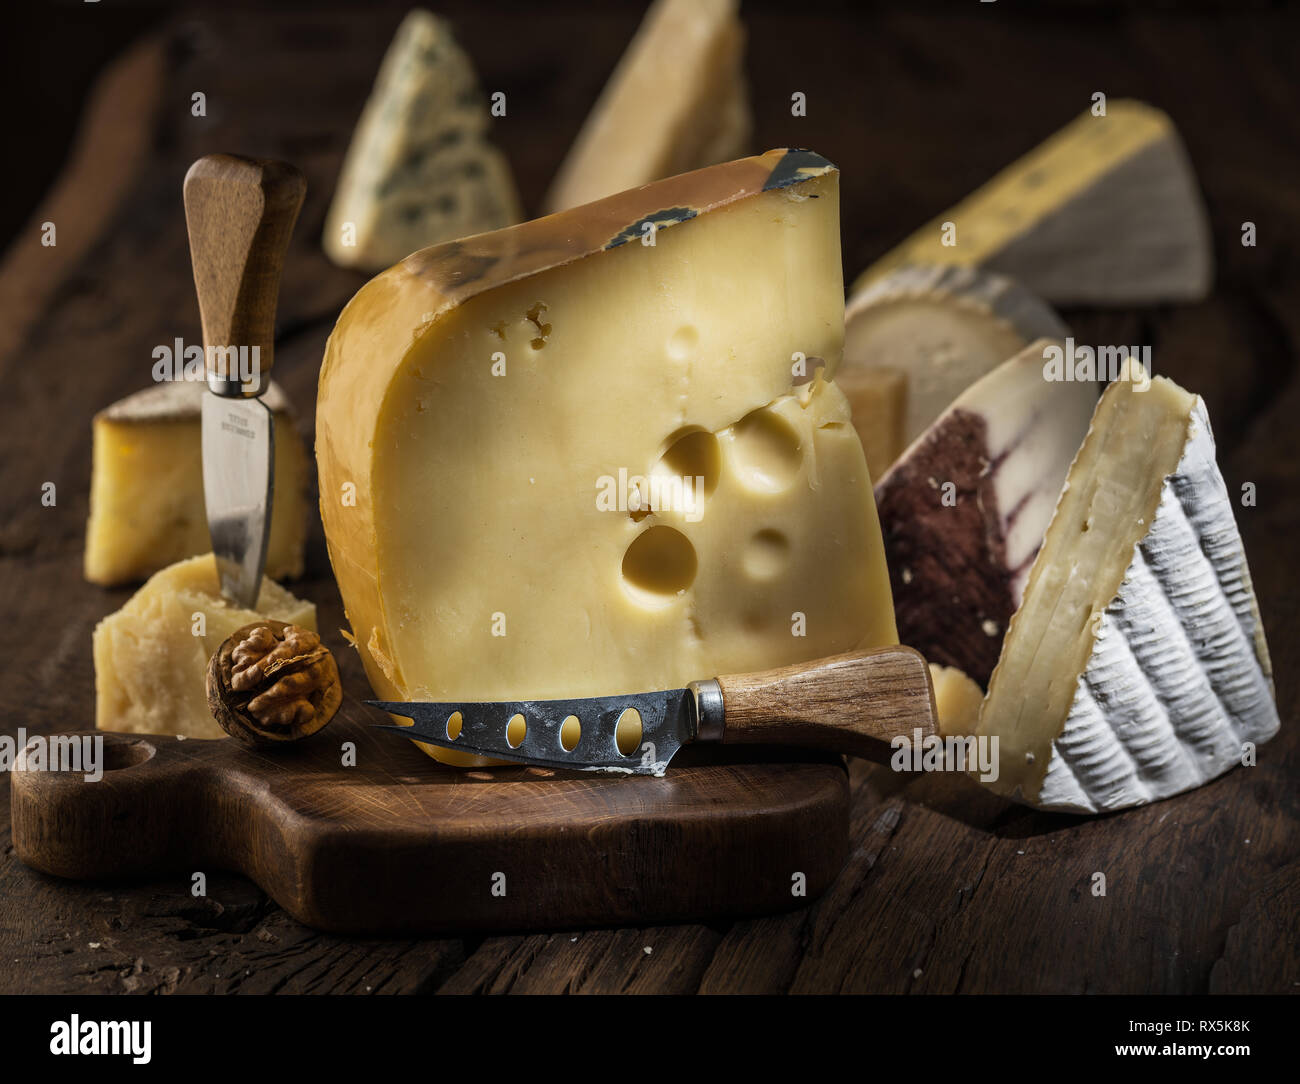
[94,554,316,739]
[929,664,983,738]
[834,364,907,481]
[84,380,309,586]
[318,149,898,766]
[852,101,1212,305]
[542,0,750,213]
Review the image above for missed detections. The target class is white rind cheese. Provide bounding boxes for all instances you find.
[1039,401,1279,812]
[324,10,521,272]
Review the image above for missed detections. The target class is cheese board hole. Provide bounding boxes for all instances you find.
[621,525,697,605]
[615,708,642,757]
[559,715,581,752]
[100,737,155,772]
[726,407,803,493]
[653,427,720,512]
[446,711,463,741]
[507,713,527,748]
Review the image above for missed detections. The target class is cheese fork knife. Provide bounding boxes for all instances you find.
[369,646,937,774]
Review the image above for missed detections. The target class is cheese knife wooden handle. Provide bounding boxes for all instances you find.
[183,153,305,392]
[706,646,937,762]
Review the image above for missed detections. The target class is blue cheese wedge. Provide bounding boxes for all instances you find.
[979,359,1279,813]
[324,10,521,272]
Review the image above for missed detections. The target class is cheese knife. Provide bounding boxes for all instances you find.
[184,154,306,607]
[370,646,937,774]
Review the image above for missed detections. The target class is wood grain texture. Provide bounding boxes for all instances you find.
[8,699,850,934]
[184,154,306,382]
[0,2,1296,994]
[716,647,937,763]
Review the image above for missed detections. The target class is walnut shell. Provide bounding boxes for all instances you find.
[206,620,342,747]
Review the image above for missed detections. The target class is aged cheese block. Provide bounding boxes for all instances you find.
[834,364,906,482]
[318,149,898,766]
[930,664,983,738]
[874,340,1097,686]
[979,359,1279,813]
[323,10,522,272]
[844,265,1067,448]
[852,101,1212,305]
[94,555,316,739]
[84,380,309,586]
[542,0,750,213]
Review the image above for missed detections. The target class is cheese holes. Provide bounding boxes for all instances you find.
[506,712,527,748]
[621,526,697,606]
[666,325,698,362]
[743,529,791,581]
[615,708,643,757]
[446,711,464,741]
[559,714,581,752]
[726,408,803,493]
[653,428,720,512]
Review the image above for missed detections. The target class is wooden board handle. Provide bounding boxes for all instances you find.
[716,646,937,763]
[183,153,305,391]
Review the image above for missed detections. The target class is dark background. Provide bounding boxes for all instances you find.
[0,0,1295,994]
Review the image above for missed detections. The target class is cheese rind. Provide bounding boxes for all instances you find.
[844,265,1068,448]
[84,381,308,585]
[542,0,750,213]
[979,361,1279,812]
[875,340,1096,685]
[323,10,521,271]
[318,150,898,766]
[852,101,1212,305]
[93,554,316,739]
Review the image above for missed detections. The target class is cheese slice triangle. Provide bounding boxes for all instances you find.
[318,150,898,766]
[979,359,1279,812]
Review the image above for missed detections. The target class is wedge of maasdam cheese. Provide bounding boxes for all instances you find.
[853,101,1212,305]
[324,10,521,272]
[84,380,308,585]
[542,0,749,213]
[844,265,1067,448]
[875,340,1096,686]
[318,149,897,766]
[94,555,316,739]
[979,360,1279,813]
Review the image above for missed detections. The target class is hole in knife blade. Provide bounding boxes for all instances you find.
[615,708,642,757]
[446,711,463,741]
[507,713,527,748]
[559,715,581,752]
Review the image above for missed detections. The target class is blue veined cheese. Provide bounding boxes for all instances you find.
[979,359,1279,813]
[324,10,521,272]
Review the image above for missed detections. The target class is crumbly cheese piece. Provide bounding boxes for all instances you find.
[930,664,984,738]
[844,265,1067,447]
[852,101,1212,305]
[833,364,906,483]
[323,10,521,271]
[542,0,750,213]
[94,554,316,739]
[874,340,1096,685]
[979,359,1279,812]
[84,380,308,585]
[318,149,898,766]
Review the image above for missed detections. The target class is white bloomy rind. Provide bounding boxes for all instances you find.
[1037,400,1279,813]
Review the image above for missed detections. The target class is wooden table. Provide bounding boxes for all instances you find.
[1,2,1296,995]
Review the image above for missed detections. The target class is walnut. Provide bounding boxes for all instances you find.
[206,620,342,747]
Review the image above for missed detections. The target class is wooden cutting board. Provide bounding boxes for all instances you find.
[8,698,850,934]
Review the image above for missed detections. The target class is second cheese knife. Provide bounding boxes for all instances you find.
[370,646,937,774]
[184,154,305,607]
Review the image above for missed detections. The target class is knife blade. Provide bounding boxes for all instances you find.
[369,645,937,775]
[184,154,305,607]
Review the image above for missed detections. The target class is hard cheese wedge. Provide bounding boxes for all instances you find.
[318,149,898,766]
[94,554,316,739]
[84,380,308,585]
[834,364,906,481]
[875,340,1097,686]
[542,0,750,213]
[930,664,983,738]
[843,265,1067,448]
[979,359,1279,813]
[852,101,1212,305]
[323,10,522,272]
